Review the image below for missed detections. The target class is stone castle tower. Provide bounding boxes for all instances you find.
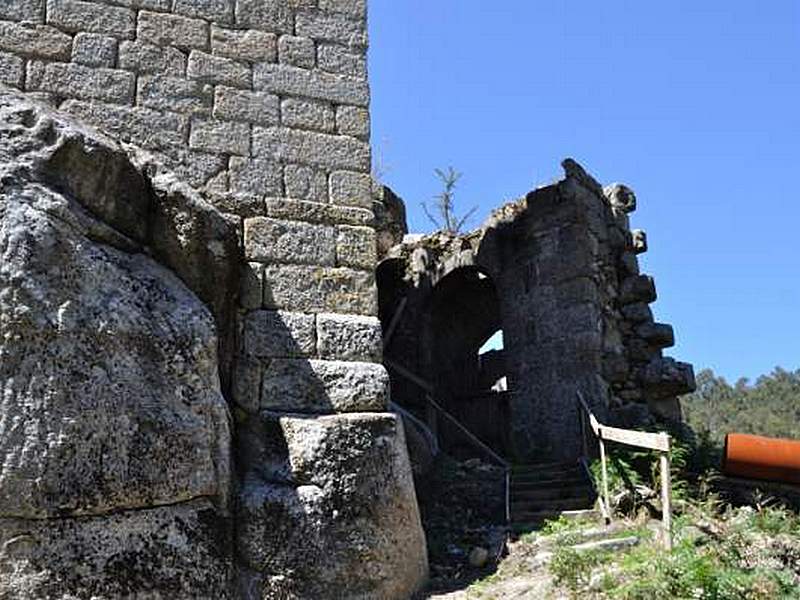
[0,0,428,598]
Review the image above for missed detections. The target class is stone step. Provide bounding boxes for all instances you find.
[512,464,580,477]
[510,485,593,501]
[512,461,576,473]
[512,535,640,560]
[511,470,584,485]
[510,477,589,491]
[571,524,629,543]
[510,509,600,532]
[571,535,640,553]
[511,496,594,515]
[514,490,588,501]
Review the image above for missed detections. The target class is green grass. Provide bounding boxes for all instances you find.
[539,514,599,536]
[467,412,800,600]
[547,503,800,599]
[549,546,610,591]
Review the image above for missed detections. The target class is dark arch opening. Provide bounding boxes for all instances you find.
[376,257,407,326]
[428,266,510,458]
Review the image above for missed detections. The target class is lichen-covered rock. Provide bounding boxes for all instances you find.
[259,359,390,413]
[373,183,408,260]
[603,183,637,213]
[640,357,696,398]
[0,88,235,596]
[237,412,429,599]
[0,500,234,599]
[0,182,230,517]
[0,87,430,600]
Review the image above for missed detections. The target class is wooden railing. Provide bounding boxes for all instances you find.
[384,358,512,525]
[577,391,673,549]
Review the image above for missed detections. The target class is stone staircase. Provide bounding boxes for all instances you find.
[509,461,598,532]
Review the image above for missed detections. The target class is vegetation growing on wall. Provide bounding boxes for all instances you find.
[421,167,477,234]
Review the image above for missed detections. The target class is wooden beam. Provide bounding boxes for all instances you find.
[576,390,673,545]
[660,450,673,550]
[599,437,612,522]
[577,391,671,452]
[599,426,671,452]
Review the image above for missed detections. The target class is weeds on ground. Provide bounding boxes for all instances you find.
[551,417,800,599]
[550,546,609,591]
[549,503,800,599]
[540,514,597,536]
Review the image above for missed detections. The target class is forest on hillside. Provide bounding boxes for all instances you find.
[682,367,800,444]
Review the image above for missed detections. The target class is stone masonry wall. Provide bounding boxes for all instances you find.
[377,160,695,464]
[0,1,429,598]
[0,0,372,211]
[0,0,379,327]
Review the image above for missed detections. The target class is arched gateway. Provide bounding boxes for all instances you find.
[377,160,695,466]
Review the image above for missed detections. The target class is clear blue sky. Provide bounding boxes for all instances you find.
[368,1,799,383]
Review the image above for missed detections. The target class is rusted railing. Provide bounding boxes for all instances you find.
[577,391,673,550]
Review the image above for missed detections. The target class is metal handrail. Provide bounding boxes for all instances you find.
[384,358,512,525]
[577,391,673,550]
[389,400,440,456]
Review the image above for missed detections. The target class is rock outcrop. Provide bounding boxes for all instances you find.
[0,87,429,599]
[237,412,428,599]
[0,88,238,597]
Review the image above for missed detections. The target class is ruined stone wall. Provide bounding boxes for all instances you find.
[0,1,428,598]
[588,176,696,425]
[0,0,380,364]
[378,160,695,464]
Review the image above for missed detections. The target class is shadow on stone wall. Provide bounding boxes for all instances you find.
[0,87,428,600]
[231,291,429,599]
[0,88,237,597]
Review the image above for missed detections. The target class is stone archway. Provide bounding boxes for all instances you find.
[426,266,511,458]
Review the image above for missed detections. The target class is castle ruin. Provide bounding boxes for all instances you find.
[377,162,695,465]
[0,1,694,598]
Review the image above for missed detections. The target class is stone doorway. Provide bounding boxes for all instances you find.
[425,266,511,459]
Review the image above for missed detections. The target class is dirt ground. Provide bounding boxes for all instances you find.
[413,456,563,599]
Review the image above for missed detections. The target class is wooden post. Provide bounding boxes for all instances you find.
[660,436,672,550]
[599,434,611,522]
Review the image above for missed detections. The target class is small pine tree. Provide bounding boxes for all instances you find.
[422,166,477,234]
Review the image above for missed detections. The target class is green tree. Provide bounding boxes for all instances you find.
[682,367,800,444]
